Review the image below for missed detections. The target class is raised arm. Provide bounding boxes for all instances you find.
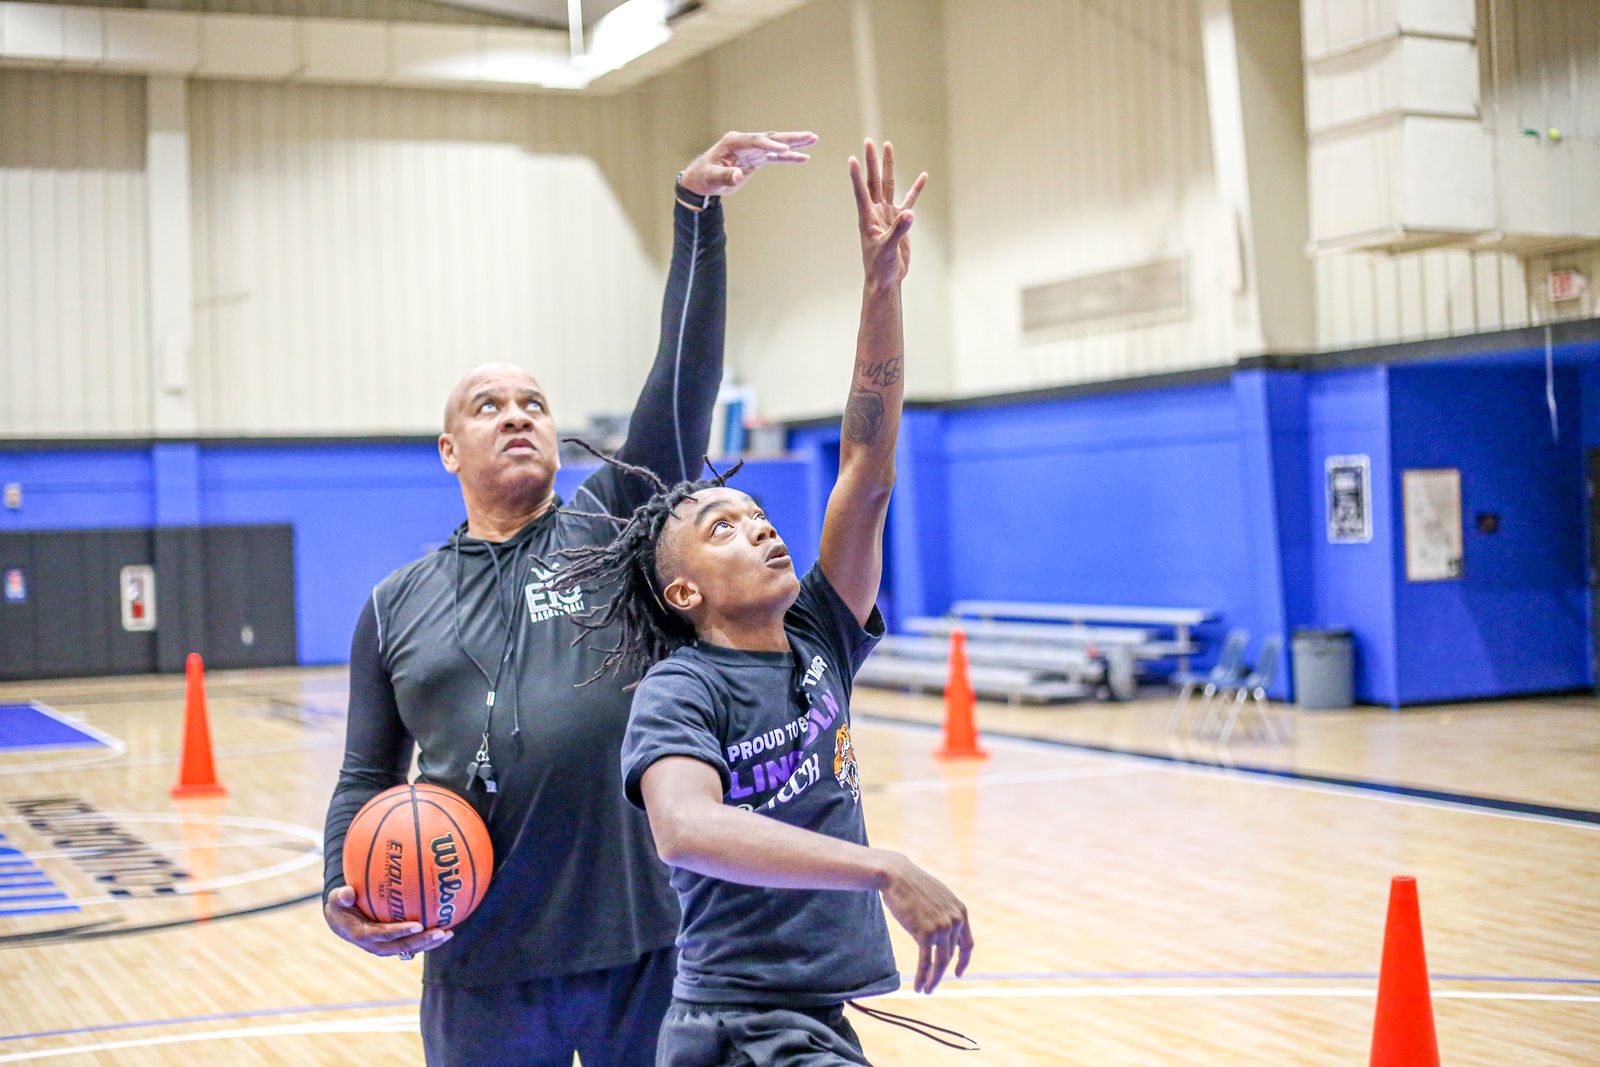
[818,140,928,624]
[640,755,971,994]
[585,132,816,515]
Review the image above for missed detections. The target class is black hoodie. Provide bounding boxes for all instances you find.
[324,195,725,986]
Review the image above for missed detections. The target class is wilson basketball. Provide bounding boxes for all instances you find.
[344,783,492,930]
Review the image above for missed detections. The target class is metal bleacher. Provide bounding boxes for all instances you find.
[857,600,1218,705]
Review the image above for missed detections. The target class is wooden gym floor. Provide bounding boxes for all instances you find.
[0,668,1595,1065]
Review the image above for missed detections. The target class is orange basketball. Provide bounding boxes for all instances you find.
[344,782,492,930]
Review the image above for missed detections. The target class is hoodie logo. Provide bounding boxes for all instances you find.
[524,566,585,624]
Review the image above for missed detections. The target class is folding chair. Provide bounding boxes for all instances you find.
[1217,635,1284,744]
[1167,629,1248,736]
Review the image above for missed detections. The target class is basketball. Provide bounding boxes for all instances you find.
[343,783,493,930]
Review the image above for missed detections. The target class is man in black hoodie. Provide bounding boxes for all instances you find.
[321,130,816,1067]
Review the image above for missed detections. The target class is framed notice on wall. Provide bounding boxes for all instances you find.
[1402,469,1463,581]
[1325,455,1372,543]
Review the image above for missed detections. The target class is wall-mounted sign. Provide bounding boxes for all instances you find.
[1326,455,1372,544]
[1403,469,1463,582]
[1546,268,1587,303]
[120,565,157,631]
[3,568,25,604]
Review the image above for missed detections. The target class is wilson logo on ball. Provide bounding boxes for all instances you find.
[431,832,463,927]
[345,783,493,930]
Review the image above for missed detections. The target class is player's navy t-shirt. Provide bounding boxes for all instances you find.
[621,564,898,1007]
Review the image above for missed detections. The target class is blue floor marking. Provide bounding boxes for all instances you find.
[0,703,108,751]
[0,831,77,916]
[0,904,83,917]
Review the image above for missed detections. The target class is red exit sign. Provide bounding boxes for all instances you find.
[1546,269,1588,303]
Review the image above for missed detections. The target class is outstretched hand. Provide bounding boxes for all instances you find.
[680,130,818,198]
[850,139,927,289]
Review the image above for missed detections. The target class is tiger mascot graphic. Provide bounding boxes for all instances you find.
[833,722,860,802]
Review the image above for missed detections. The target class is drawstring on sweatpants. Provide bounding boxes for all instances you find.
[846,1001,979,1051]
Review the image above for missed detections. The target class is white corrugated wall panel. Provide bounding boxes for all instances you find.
[1312,0,1600,348]
[699,0,952,424]
[943,0,1231,396]
[1313,245,1533,347]
[188,81,666,435]
[0,69,150,435]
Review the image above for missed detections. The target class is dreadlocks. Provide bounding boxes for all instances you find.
[545,438,744,687]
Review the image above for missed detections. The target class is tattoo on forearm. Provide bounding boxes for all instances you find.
[854,357,903,388]
[843,386,886,444]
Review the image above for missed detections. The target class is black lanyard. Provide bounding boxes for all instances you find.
[451,533,528,794]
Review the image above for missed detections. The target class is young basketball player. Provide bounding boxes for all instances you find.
[550,140,973,1064]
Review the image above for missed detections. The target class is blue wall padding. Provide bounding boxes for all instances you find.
[1,344,1593,703]
[152,443,203,526]
[936,383,1263,670]
[1387,362,1589,701]
[1302,367,1401,703]
[197,443,464,665]
[0,450,155,530]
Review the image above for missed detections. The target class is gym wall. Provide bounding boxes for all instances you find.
[0,62,703,438]
[6,0,1598,436]
[0,71,152,436]
[0,441,814,667]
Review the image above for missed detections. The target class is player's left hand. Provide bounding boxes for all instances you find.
[680,130,817,197]
[850,139,927,290]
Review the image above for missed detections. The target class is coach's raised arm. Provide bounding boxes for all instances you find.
[321,128,815,1067]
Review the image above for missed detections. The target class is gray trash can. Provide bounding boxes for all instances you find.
[1292,628,1354,709]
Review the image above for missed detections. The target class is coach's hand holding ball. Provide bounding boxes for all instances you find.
[325,884,447,961]
[326,783,492,961]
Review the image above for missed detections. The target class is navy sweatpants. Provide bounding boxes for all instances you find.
[421,946,677,1067]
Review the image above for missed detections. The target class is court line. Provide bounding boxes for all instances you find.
[0,1001,418,1044]
[868,762,1148,794]
[16,831,316,863]
[963,970,1600,985]
[0,812,322,906]
[0,889,322,947]
[8,965,1598,1047]
[0,1015,422,1063]
[0,735,340,777]
[6,984,1599,1060]
[875,985,1600,1003]
[857,714,1600,829]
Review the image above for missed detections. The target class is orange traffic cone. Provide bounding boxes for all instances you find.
[1369,876,1440,1067]
[935,630,988,760]
[171,653,227,798]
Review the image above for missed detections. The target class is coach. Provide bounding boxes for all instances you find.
[321,129,815,1067]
